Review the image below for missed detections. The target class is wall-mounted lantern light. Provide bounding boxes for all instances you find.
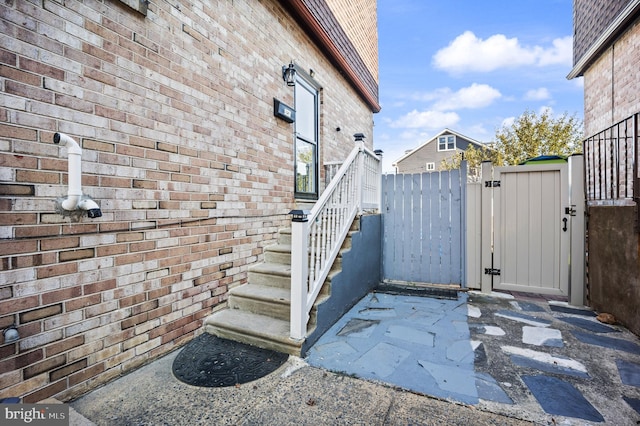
[282,63,296,86]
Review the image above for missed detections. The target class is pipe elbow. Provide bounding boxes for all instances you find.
[61,195,80,211]
[77,198,102,218]
[54,133,82,155]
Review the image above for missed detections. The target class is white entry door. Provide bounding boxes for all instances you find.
[491,164,569,296]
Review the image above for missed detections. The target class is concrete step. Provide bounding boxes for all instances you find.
[248,262,291,288]
[277,228,291,245]
[264,243,291,265]
[204,309,304,355]
[229,283,328,322]
[228,284,291,321]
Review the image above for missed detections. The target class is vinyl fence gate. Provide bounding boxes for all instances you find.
[381,166,466,286]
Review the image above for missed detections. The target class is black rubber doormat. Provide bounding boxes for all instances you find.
[376,283,460,300]
[172,333,288,387]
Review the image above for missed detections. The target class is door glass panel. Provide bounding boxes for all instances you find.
[296,141,316,194]
[294,78,319,198]
[295,86,315,142]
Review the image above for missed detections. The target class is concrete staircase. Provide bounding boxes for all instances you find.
[204,219,357,355]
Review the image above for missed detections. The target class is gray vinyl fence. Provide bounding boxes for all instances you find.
[381,166,466,285]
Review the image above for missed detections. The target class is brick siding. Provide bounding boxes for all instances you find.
[0,0,375,402]
[583,18,640,135]
[326,0,378,83]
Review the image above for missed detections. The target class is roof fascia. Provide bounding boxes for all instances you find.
[283,0,381,112]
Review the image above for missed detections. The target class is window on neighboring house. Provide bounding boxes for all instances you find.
[426,162,436,171]
[438,135,455,151]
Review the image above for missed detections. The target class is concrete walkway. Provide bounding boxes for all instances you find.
[68,290,640,425]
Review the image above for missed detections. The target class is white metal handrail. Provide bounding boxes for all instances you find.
[290,143,381,339]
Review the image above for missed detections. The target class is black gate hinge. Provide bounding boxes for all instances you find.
[484,268,501,276]
[484,180,501,188]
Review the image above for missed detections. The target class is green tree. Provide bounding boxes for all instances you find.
[440,144,496,181]
[492,109,583,166]
[441,109,583,175]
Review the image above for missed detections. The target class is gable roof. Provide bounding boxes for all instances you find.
[392,128,487,165]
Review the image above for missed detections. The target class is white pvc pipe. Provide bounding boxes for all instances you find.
[54,133,82,211]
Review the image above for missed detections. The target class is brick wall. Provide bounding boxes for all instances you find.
[0,0,375,402]
[326,0,378,82]
[583,17,640,136]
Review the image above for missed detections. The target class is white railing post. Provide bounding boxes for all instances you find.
[354,133,366,213]
[374,149,383,210]
[289,210,309,340]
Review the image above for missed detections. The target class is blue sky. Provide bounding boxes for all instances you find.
[373,0,583,172]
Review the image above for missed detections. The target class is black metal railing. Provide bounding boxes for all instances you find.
[584,113,639,205]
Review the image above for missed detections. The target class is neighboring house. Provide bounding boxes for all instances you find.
[392,129,487,174]
[0,0,379,403]
[568,0,640,335]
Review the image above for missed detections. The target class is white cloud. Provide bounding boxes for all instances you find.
[539,105,554,116]
[411,88,449,102]
[433,83,502,110]
[390,110,460,130]
[537,36,573,67]
[501,116,516,128]
[465,124,492,141]
[573,77,584,89]
[433,31,572,73]
[524,87,551,101]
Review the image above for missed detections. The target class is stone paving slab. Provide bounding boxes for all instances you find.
[549,303,597,316]
[510,301,545,312]
[617,359,640,387]
[494,310,552,327]
[522,326,563,347]
[572,330,640,354]
[522,375,605,422]
[305,292,479,405]
[624,396,640,415]
[559,316,620,333]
